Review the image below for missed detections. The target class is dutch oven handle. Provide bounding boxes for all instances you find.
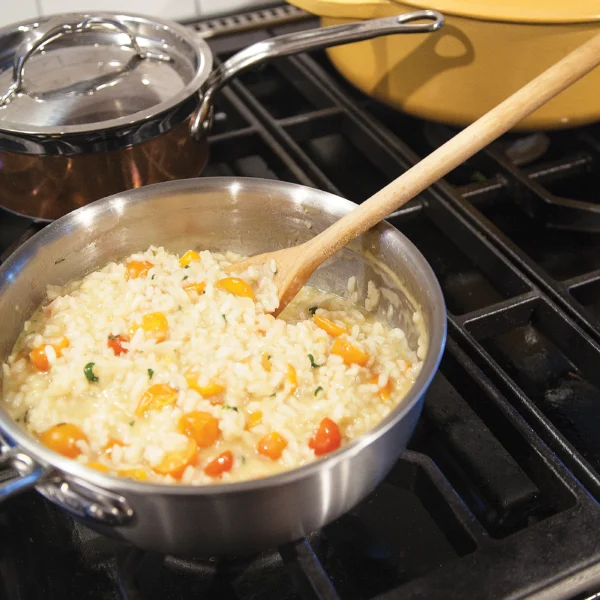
[0,435,133,526]
[0,13,170,107]
[191,9,444,141]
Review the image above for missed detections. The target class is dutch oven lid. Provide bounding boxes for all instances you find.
[0,12,212,139]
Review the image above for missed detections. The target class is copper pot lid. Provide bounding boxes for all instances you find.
[0,12,212,137]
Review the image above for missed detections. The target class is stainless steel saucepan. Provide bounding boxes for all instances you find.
[0,178,446,555]
[0,10,443,221]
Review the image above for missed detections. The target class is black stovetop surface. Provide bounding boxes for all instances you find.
[2,6,600,600]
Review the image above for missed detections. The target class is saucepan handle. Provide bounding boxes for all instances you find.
[0,434,133,526]
[0,443,48,498]
[0,13,170,107]
[191,9,444,140]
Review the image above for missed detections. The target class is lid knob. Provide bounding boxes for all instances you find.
[0,13,170,107]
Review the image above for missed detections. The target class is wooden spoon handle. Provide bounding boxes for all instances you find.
[307,30,600,265]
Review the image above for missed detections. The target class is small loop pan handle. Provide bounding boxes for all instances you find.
[0,13,170,107]
[0,435,133,526]
[0,443,48,499]
[191,10,444,141]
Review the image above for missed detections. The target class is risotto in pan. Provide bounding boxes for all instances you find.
[1,246,423,484]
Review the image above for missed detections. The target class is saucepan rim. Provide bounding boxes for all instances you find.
[0,177,447,497]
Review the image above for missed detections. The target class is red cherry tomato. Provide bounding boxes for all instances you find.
[308,418,342,456]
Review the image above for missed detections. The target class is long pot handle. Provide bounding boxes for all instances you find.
[0,13,170,107]
[191,10,444,140]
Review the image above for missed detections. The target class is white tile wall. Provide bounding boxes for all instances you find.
[1,1,40,26]
[0,0,263,28]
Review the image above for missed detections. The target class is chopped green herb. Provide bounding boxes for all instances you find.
[148,368,154,379]
[184,265,190,269]
[223,404,238,412]
[108,334,118,341]
[308,354,322,368]
[151,274,155,280]
[267,355,272,360]
[54,258,65,265]
[315,386,323,396]
[178,305,182,311]
[308,306,318,315]
[183,275,189,281]
[241,456,246,465]
[129,421,135,426]
[271,393,277,398]
[84,362,99,383]
[222,314,227,323]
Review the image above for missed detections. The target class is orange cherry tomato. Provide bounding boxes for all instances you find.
[308,418,342,456]
[331,338,370,367]
[29,337,69,372]
[152,438,198,480]
[185,372,225,400]
[287,364,297,393]
[215,277,255,301]
[126,260,153,280]
[203,450,234,478]
[135,383,178,417]
[87,461,110,473]
[131,312,169,342]
[30,345,50,371]
[117,468,148,481]
[184,281,206,296]
[257,432,288,460]
[179,250,201,267]
[261,352,271,372]
[369,375,392,401]
[178,411,220,448]
[245,411,263,430]
[40,423,88,458]
[103,437,125,458]
[313,314,349,337]
[107,334,129,356]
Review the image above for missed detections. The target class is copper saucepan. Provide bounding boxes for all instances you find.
[0,10,443,221]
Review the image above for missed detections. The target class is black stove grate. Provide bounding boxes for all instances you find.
[1,8,600,600]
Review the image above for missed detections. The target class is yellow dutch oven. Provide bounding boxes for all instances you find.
[288,0,600,129]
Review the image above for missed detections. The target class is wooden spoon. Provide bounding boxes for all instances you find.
[229,31,600,316]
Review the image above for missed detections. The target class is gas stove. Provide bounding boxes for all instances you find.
[1,5,600,599]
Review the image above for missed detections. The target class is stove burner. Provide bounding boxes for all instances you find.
[1,6,600,600]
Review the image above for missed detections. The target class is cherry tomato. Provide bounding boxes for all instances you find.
[107,334,129,356]
[87,461,110,473]
[245,411,263,430]
[308,418,342,456]
[117,468,148,482]
[313,314,348,337]
[152,438,198,479]
[215,277,255,301]
[204,450,234,478]
[369,375,392,401]
[126,260,153,280]
[136,383,178,417]
[178,411,220,448]
[29,337,69,372]
[331,338,370,366]
[184,282,206,296]
[179,251,200,267]
[287,364,297,393]
[40,423,88,458]
[257,432,288,460]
